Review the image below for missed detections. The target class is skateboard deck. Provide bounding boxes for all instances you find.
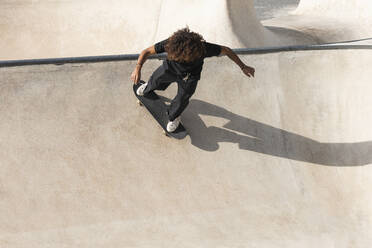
[133,81,187,139]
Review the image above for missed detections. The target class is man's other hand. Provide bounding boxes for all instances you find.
[242,65,255,78]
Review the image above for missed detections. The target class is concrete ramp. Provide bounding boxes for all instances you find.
[154,0,265,48]
[0,0,315,60]
[295,0,372,19]
[264,0,372,43]
[0,0,162,59]
[1,47,372,247]
[2,0,371,60]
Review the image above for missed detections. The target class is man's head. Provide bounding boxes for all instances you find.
[165,27,206,63]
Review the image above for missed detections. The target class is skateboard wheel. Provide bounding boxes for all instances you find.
[137,100,143,106]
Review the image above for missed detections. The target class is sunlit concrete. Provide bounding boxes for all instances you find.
[263,0,372,43]
[1,48,372,247]
[0,0,316,60]
[2,0,372,60]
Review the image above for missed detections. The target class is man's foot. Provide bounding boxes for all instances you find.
[167,116,181,132]
[136,82,148,96]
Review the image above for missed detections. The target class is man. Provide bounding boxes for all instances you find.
[131,28,255,132]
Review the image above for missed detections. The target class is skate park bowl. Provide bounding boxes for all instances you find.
[1,44,372,247]
[3,0,372,60]
[1,0,372,246]
[263,0,372,45]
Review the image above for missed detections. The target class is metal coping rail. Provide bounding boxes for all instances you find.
[1,44,372,68]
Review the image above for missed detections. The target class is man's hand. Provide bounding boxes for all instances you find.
[241,65,255,78]
[220,46,255,78]
[130,45,156,84]
[131,66,141,84]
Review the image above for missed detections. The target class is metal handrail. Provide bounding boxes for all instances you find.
[1,44,372,68]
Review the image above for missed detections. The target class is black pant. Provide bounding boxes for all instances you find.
[144,64,198,121]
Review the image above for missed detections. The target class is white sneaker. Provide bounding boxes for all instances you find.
[166,116,181,132]
[136,82,148,96]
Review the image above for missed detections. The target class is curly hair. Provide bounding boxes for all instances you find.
[165,27,206,63]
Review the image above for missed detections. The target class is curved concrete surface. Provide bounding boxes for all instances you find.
[1,47,372,247]
[155,0,265,48]
[2,1,372,60]
[263,0,372,44]
[0,0,163,60]
[295,0,372,19]
[0,0,316,60]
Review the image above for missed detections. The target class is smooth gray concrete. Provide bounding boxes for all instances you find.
[254,0,299,21]
[2,0,371,60]
[0,0,316,60]
[1,48,372,247]
[263,0,372,44]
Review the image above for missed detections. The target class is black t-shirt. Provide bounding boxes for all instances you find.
[154,39,222,80]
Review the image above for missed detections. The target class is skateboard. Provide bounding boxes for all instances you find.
[133,80,188,139]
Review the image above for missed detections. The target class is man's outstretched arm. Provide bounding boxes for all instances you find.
[220,46,255,78]
[131,45,156,84]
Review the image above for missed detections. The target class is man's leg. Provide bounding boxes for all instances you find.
[167,79,198,121]
[143,64,177,94]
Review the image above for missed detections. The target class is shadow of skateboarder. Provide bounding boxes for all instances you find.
[181,99,372,167]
